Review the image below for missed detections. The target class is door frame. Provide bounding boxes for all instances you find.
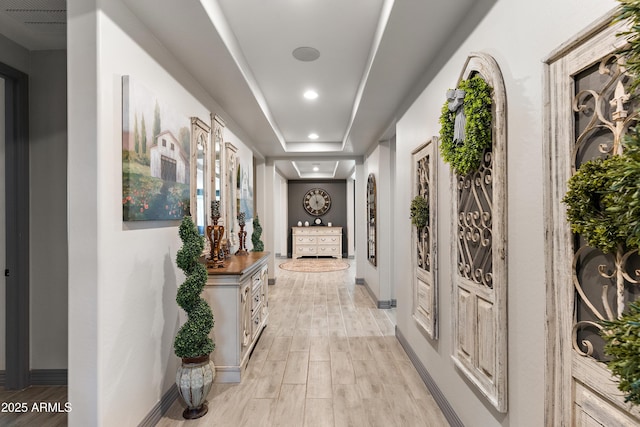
[0,60,29,390]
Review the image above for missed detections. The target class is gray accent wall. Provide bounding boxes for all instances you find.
[29,50,68,370]
[287,180,348,257]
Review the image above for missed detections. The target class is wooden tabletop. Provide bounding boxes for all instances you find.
[206,251,269,276]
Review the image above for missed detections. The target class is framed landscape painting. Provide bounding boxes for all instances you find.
[122,75,191,221]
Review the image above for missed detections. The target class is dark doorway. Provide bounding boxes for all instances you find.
[1,61,29,390]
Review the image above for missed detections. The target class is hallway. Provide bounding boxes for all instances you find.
[159,261,448,426]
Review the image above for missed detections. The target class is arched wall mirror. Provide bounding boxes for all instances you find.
[367,173,377,266]
[190,117,211,236]
[212,114,225,203]
[224,142,238,250]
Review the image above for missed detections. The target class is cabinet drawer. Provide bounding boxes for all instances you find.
[251,310,262,340]
[295,245,317,255]
[323,228,342,235]
[317,236,340,245]
[295,236,317,244]
[317,245,340,255]
[251,286,262,311]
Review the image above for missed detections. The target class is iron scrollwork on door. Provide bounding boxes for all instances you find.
[571,54,640,361]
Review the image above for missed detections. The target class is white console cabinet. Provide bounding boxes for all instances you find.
[203,252,269,382]
[292,226,342,258]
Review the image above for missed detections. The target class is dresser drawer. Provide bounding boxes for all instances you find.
[295,245,317,255]
[317,245,340,255]
[295,236,317,244]
[317,236,340,245]
[323,228,342,235]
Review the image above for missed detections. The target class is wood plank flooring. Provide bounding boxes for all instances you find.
[0,385,68,427]
[160,259,448,427]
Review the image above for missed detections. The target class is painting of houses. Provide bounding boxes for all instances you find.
[149,131,189,184]
[122,75,191,221]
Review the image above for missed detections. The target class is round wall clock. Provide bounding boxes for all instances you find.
[303,188,331,216]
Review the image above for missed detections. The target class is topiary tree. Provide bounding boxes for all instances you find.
[174,216,214,358]
[251,216,264,252]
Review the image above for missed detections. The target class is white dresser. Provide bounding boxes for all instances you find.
[292,226,342,258]
[204,252,269,383]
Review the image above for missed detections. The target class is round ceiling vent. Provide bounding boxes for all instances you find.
[292,47,320,62]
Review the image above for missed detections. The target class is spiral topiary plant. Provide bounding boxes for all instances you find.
[251,216,264,252]
[174,216,215,359]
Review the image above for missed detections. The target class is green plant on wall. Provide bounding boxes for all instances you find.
[562,155,628,253]
[601,301,640,405]
[410,195,429,229]
[618,0,640,91]
[439,74,493,175]
[251,216,264,252]
[608,132,640,249]
[174,216,215,358]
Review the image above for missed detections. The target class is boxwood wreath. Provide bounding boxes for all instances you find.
[561,155,628,253]
[410,195,429,229]
[439,74,493,176]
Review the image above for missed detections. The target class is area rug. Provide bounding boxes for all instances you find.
[279,259,350,273]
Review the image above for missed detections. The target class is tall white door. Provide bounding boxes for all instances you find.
[0,76,5,372]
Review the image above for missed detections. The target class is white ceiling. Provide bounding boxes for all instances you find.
[0,0,497,179]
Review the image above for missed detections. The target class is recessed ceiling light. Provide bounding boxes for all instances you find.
[304,90,318,100]
[308,133,319,140]
[313,166,319,172]
[292,46,320,62]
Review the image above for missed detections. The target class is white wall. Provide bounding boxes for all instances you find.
[361,140,394,305]
[346,176,355,258]
[67,0,257,425]
[29,50,68,369]
[273,169,288,257]
[394,1,617,426]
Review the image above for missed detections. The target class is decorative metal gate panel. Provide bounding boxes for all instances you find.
[412,138,437,339]
[545,14,640,426]
[450,53,507,413]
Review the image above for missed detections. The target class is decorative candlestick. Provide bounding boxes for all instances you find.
[235,212,248,256]
[206,200,225,268]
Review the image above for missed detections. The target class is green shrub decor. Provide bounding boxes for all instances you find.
[251,216,265,252]
[617,0,640,91]
[439,75,493,175]
[608,131,640,249]
[410,196,429,229]
[174,216,215,359]
[601,300,640,405]
[562,155,628,253]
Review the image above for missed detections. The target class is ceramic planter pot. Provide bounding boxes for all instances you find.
[176,354,215,419]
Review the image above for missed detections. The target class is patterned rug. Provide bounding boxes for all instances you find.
[279,259,350,272]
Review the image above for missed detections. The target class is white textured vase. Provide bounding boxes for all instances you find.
[176,355,215,419]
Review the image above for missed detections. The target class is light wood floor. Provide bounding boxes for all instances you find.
[159,260,448,427]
